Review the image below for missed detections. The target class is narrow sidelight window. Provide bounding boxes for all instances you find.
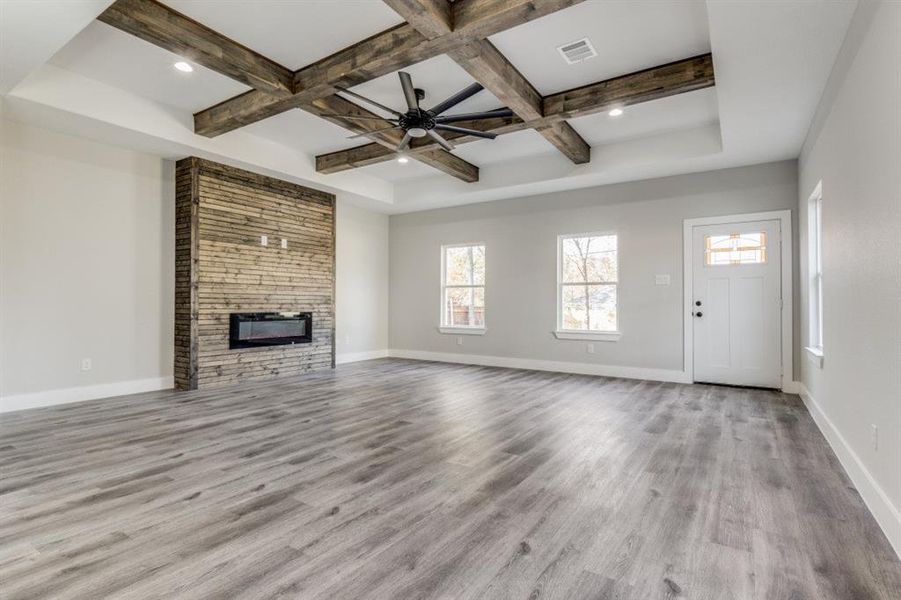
[557,233,618,332]
[808,182,824,351]
[441,244,485,329]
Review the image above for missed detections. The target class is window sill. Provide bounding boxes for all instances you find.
[553,330,621,342]
[805,346,824,368]
[438,327,486,336]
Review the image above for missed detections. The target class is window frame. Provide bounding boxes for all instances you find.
[554,231,621,342]
[439,242,486,335]
[806,182,824,365]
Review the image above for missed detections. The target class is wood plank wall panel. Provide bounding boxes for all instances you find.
[173,159,199,390]
[174,158,335,390]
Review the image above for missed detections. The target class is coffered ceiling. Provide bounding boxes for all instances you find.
[1,0,858,212]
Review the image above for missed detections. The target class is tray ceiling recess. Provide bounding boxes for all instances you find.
[96,0,716,183]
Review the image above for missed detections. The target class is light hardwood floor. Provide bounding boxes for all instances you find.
[1,359,899,599]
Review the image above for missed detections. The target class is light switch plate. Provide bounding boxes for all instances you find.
[281,238,288,249]
[260,235,268,246]
[655,274,671,286]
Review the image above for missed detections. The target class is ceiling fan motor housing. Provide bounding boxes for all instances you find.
[399,110,436,136]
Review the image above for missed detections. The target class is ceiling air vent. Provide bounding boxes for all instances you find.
[557,37,597,65]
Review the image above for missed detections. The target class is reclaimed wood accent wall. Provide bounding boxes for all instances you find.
[174,157,335,390]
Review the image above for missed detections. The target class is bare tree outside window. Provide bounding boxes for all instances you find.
[441,244,485,328]
[559,234,617,332]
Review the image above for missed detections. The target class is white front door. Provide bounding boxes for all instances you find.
[692,219,782,388]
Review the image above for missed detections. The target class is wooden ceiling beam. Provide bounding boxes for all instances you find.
[386,2,589,164]
[99,0,478,182]
[98,0,294,97]
[449,40,590,164]
[316,54,715,174]
[193,0,586,137]
[542,54,716,119]
[383,0,453,37]
[413,149,480,182]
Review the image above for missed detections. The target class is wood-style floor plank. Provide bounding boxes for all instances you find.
[1,359,898,599]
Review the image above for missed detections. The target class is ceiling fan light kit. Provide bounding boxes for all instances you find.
[335,71,514,156]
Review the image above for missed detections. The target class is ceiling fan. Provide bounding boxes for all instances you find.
[333,71,514,152]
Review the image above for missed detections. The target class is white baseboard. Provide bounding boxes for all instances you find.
[388,349,691,383]
[0,376,174,413]
[782,380,802,394]
[796,381,901,559]
[336,349,390,364]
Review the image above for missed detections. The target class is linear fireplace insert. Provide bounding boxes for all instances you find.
[229,312,312,349]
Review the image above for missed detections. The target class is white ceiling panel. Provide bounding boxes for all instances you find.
[357,157,438,181]
[453,129,560,165]
[0,0,112,94]
[569,87,720,146]
[166,0,404,70]
[49,22,249,112]
[239,108,361,156]
[490,0,710,95]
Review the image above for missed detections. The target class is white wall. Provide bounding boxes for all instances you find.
[389,160,799,379]
[0,117,175,409]
[0,117,390,411]
[797,0,901,555]
[335,199,389,363]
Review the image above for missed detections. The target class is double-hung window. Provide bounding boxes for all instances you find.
[807,183,824,363]
[440,244,485,332]
[556,233,619,340]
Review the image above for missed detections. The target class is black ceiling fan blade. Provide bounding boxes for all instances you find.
[397,131,413,151]
[398,72,418,111]
[334,87,403,118]
[346,125,401,140]
[434,108,514,124]
[331,115,398,122]
[434,124,498,140]
[427,130,455,151]
[428,82,484,116]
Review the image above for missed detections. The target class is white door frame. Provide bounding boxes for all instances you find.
[682,210,793,391]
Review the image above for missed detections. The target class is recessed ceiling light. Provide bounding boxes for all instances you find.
[174,61,193,73]
[608,108,624,117]
[397,156,409,164]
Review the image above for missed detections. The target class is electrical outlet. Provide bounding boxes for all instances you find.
[260,235,268,246]
[281,238,288,249]
[456,336,463,346]
[872,424,879,451]
[586,343,595,354]
[81,358,92,371]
